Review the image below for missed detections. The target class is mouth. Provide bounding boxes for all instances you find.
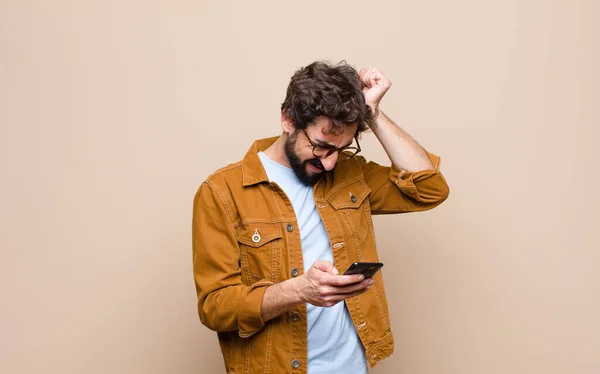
[306,159,324,173]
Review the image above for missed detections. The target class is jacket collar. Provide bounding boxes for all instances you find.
[241,136,280,187]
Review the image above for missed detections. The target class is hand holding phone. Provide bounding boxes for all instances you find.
[298,260,373,308]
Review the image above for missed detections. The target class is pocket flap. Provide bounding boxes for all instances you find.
[328,179,371,210]
[235,222,283,248]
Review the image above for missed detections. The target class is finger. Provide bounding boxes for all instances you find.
[360,68,369,83]
[332,278,374,294]
[326,288,368,303]
[370,69,382,85]
[312,260,335,274]
[343,288,368,299]
[362,67,374,87]
[373,68,388,87]
[323,273,365,286]
[315,283,363,299]
[371,69,391,88]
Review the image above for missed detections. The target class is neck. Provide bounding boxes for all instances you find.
[264,135,291,168]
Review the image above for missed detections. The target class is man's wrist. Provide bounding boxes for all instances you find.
[369,106,382,129]
[285,276,306,305]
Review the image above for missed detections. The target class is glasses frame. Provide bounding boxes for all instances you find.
[301,129,361,161]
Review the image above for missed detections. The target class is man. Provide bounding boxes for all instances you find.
[192,61,449,374]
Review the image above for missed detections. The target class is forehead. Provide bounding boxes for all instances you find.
[307,116,358,146]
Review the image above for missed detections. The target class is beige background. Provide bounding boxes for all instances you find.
[1,1,599,373]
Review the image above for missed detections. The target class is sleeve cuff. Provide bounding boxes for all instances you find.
[237,280,273,338]
[389,151,449,203]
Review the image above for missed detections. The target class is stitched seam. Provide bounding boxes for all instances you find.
[395,180,421,201]
[328,181,370,208]
[271,239,279,283]
[342,210,366,260]
[369,332,393,353]
[234,217,304,226]
[329,189,370,209]
[366,333,394,367]
[244,271,262,282]
[371,285,390,329]
[345,208,381,338]
[263,324,273,374]
[239,246,253,284]
[319,205,350,280]
[323,176,365,200]
[205,162,242,183]
[363,203,377,242]
[234,218,290,226]
[237,233,282,247]
[227,332,235,373]
[270,187,288,283]
[235,224,282,280]
[205,181,235,224]
[244,336,251,374]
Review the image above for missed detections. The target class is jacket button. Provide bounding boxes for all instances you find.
[286,224,293,232]
[350,195,357,203]
[291,268,299,277]
[291,359,301,369]
[290,312,300,322]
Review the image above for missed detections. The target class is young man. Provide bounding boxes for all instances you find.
[192,61,449,373]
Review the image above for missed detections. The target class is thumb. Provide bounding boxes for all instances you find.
[312,260,338,275]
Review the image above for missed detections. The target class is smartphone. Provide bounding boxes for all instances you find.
[343,262,384,278]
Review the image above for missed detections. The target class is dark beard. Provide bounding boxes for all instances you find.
[284,135,325,186]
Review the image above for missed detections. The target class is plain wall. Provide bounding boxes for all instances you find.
[1,1,599,373]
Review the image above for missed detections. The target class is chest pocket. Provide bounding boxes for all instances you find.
[235,222,282,284]
[328,179,372,240]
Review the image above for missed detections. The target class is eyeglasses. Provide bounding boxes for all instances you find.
[301,129,361,161]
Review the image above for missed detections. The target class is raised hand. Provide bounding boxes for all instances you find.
[359,67,392,112]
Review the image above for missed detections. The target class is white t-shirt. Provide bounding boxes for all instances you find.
[258,151,367,374]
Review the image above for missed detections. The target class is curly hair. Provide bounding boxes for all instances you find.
[281,61,375,133]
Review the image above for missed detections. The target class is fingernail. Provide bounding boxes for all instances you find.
[332,268,339,275]
[357,275,365,281]
[368,279,375,286]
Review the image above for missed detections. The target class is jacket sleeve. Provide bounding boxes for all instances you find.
[358,150,450,214]
[192,181,273,338]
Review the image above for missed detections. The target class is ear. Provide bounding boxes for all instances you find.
[281,110,294,134]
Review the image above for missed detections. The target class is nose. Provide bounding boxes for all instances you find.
[320,152,339,171]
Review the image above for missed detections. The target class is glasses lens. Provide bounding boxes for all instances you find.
[340,147,359,160]
[313,146,334,158]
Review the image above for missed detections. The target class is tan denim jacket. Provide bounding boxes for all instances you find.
[192,137,449,373]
